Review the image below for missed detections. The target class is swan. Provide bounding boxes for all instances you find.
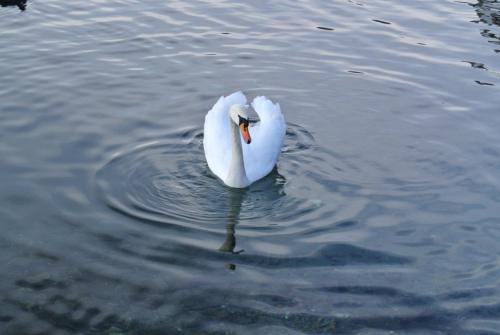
[203,91,286,188]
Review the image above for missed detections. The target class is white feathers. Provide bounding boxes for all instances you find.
[203,91,286,187]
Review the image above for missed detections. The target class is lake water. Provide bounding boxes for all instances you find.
[1,0,500,334]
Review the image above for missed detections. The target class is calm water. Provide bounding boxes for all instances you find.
[1,0,500,334]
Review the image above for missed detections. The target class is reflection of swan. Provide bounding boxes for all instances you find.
[218,169,286,257]
[203,91,286,188]
[0,0,27,11]
[218,188,245,254]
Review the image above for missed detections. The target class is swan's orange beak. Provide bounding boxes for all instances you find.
[240,123,251,144]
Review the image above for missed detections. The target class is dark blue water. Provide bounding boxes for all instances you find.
[1,1,500,334]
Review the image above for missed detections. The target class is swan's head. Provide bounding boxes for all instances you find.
[229,104,251,144]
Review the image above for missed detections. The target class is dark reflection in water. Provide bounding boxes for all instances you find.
[0,0,26,11]
[467,0,500,85]
[7,271,496,334]
[316,26,334,31]
[475,80,495,85]
[472,0,500,51]
[462,60,487,69]
[372,19,391,25]
[473,0,500,26]
[218,170,285,255]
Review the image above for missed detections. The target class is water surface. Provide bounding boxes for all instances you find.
[1,0,500,334]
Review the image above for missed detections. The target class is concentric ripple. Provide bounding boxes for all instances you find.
[95,124,327,236]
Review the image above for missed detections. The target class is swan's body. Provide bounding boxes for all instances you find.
[203,91,286,188]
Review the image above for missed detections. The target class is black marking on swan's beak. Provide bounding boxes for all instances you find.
[238,115,249,127]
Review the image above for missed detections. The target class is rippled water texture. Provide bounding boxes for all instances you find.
[1,0,500,334]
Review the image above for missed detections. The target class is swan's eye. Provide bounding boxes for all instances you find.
[238,115,249,127]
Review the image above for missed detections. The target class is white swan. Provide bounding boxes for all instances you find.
[203,91,286,188]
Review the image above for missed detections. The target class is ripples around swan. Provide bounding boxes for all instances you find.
[95,124,326,238]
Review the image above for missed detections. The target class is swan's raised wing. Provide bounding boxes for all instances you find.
[242,96,286,183]
[203,91,247,180]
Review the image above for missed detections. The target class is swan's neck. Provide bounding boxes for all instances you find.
[226,118,249,188]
